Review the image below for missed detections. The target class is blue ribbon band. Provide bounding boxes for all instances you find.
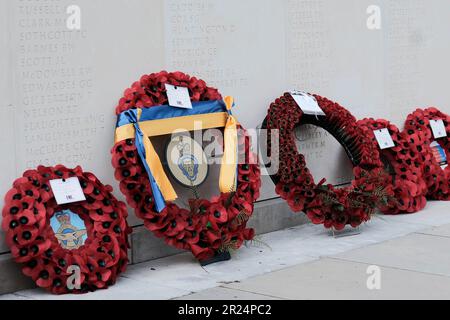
[117,100,228,127]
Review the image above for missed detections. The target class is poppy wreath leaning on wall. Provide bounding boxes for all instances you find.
[2,165,131,295]
[403,107,450,200]
[357,118,427,214]
[112,71,261,263]
[263,93,394,230]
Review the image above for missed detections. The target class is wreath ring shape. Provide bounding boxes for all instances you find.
[2,165,131,295]
[263,93,393,230]
[112,71,261,263]
[357,118,428,214]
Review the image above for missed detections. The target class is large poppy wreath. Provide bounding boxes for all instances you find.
[263,93,393,230]
[404,107,450,200]
[1,165,131,295]
[357,118,427,214]
[112,71,261,262]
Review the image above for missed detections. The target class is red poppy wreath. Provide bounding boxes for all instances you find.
[263,93,394,230]
[357,118,427,214]
[2,165,131,295]
[404,107,450,200]
[112,71,261,263]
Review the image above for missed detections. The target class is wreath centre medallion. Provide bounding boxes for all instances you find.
[165,134,209,188]
[50,210,88,250]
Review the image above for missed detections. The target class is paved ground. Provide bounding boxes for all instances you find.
[1,201,450,300]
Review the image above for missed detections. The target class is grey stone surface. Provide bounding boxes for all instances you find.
[130,226,184,265]
[0,0,14,255]
[248,198,309,235]
[334,233,450,277]
[224,258,450,300]
[378,202,450,227]
[0,255,36,295]
[3,209,450,300]
[1,0,450,298]
[419,224,450,238]
[0,293,32,300]
[3,0,450,246]
[0,197,307,294]
[12,276,190,300]
[131,198,306,264]
[175,286,281,300]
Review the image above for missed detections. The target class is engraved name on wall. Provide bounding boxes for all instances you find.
[286,0,353,185]
[12,0,103,171]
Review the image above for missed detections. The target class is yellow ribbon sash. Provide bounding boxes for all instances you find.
[219,96,238,193]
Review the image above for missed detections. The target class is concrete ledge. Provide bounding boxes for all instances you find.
[0,198,307,294]
[130,227,184,264]
[0,254,35,295]
[248,198,309,235]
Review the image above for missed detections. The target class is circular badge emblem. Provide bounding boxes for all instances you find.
[51,210,87,250]
[165,134,209,188]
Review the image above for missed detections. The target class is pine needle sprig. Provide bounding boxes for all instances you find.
[318,191,343,207]
[246,236,272,251]
[234,211,250,227]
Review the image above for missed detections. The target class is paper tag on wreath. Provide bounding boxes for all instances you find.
[373,128,395,150]
[430,119,447,139]
[166,84,193,109]
[49,177,87,205]
[290,91,325,116]
[430,141,448,169]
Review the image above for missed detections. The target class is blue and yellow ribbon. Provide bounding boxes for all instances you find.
[115,98,239,212]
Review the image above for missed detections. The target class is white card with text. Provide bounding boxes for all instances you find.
[290,91,325,116]
[373,128,396,150]
[166,84,193,109]
[430,119,447,139]
[49,177,87,205]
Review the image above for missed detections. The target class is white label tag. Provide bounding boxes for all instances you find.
[430,119,447,139]
[49,177,87,205]
[290,91,325,116]
[165,84,193,109]
[373,128,396,150]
